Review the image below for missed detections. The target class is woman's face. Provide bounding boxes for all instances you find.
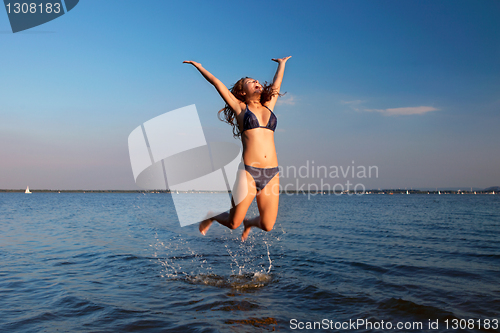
[242,78,262,96]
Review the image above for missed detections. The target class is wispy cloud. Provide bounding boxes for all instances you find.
[364,106,439,116]
[277,94,297,106]
[341,100,364,111]
[341,98,439,116]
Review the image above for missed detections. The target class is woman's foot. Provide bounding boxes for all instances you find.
[241,217,259,242]
[199,212,214,236]
[241,224,251,242]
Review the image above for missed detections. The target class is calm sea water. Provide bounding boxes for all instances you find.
[0,192,499,332]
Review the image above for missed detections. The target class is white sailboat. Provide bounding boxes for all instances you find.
[25,186,32,194]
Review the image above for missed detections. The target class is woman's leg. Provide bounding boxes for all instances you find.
[242,172,280,241]
[199,169,257,235]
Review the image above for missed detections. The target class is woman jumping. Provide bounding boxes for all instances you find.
[183,57,291,241]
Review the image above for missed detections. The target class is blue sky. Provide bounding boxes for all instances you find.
[1,0,499,190]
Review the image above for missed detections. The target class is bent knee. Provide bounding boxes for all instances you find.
[260,221,275,232]
[228,219,243,230]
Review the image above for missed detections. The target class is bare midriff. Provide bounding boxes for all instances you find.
[241,129,278,168]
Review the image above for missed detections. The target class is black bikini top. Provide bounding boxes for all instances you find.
[242,104,277,133]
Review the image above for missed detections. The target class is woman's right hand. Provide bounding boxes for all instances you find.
[183,60,201,67]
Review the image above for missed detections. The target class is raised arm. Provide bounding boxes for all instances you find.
[183,61,243,114]
[266,56,292,110]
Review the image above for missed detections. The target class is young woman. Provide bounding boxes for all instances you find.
[183,57,291,241]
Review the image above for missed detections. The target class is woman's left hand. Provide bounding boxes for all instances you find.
[272,56,292,64]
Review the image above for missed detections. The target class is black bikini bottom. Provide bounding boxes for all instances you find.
[244,164,279,191]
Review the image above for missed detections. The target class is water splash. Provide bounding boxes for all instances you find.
[264,241,272,273]
[225,244,244,275]
[147,198,287,288]
[183,272,272,290]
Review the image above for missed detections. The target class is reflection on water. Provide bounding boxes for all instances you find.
[181,272,273,289]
